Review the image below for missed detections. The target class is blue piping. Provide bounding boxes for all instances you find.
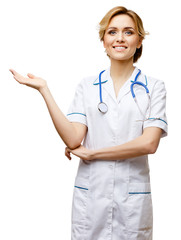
[93,80,108,85]
[148,118,168,125]
[67,112,86,117]
[74,186,88,190]
[129,192,151,194]
[130,72,148,86]
[145,75,148,86]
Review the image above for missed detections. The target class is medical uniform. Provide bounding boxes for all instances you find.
[67,67,168,240]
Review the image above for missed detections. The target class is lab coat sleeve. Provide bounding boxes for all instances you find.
[143,80,168,138]
[66,79,87,126]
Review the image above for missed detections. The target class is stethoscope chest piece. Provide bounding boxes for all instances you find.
[98,102,108,113]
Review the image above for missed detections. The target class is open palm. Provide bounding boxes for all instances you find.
[9,69,47,91]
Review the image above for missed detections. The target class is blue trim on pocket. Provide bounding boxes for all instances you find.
[148,118,168,125]
[67,112,86,117]
[74,186,88,190]
[129,192,151,194]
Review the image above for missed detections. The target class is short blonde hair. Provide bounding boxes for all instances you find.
[99,6,149,62]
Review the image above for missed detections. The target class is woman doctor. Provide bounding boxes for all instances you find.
[10,6,167,240]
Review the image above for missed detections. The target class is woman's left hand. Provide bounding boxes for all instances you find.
[65,145,94,161]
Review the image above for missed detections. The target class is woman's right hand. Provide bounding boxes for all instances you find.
[9,69,47,92]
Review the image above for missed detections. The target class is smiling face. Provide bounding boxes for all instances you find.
[103,14,143,62]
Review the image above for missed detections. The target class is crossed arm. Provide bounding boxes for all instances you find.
[65,126,163,161]
[10,69,163,161]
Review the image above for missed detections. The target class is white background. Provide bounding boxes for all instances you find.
[0,0,180,239]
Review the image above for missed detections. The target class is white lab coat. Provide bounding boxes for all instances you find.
[67,67,168,240]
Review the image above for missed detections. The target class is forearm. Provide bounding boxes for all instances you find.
[39,85,80,149]
[91,135,154,161]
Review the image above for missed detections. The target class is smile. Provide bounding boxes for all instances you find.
[113,46,127,49]
[112,46,127,52]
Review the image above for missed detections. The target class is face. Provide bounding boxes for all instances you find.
[103,14,142,62]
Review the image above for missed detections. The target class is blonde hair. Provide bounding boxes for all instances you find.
[99,6,149,62]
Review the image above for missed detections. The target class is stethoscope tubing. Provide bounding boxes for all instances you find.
[130,69,149,98]
[99,70,106,103]
[98,68,151,120]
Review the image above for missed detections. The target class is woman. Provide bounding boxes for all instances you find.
[10,6,167,240]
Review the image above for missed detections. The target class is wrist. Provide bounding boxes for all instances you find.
[89,149,97,160]
[39,84,49,95]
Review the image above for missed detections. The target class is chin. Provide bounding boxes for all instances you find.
[110,55,133,62]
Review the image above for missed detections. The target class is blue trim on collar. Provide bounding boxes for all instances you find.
[93,69,109,85]
[93,80,108,85]
[131,75,148,86]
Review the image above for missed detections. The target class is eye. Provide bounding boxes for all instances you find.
[125,31,133,35]
[108,30,117,35]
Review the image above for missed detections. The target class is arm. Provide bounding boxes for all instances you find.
[10,69,87,149]
[39,86,87,149]
[91,127,162,160]
[66,127,162,161]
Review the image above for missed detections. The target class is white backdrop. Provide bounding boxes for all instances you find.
[0,0,180,239]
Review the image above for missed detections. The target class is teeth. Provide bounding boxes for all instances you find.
[115,47,126,49]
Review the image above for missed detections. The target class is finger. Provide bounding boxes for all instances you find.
[27,73,36,79]
[13,75,26,84]
[66,147,72,154]
[13,75,22,84]
[66,152,71,160]
[68,151,72,160]
[9,69,16,75]
[65,148,72,160]
[9,69,20,76]
[10,70,26,82]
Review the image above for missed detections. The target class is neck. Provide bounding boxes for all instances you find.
[110,58,135,83]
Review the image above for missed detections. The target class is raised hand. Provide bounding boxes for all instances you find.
[9,69,47,91]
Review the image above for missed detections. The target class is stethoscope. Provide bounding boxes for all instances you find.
[97,69,151,121]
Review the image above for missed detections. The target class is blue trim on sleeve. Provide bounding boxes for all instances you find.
[74,186,88,190]
[67,112,86,117]
[129,192,151,194]
[148,118,168,125]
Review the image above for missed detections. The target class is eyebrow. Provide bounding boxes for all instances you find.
[107,27,135,31]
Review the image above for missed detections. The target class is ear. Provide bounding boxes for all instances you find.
[137,37,143,49]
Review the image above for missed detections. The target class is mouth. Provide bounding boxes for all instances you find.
[113,46,127,50]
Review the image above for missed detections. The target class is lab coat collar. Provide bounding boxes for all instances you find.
[93,70,108,85]
[93,67,142,103]
[115,67,141,103]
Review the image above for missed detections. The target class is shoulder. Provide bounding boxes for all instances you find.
[83,75,98,85]
[77,70,106,87]
[141,71,167,93]
[73,75,97,90]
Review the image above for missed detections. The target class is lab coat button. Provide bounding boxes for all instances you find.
[109,165,113,169]
[109,194,113,199]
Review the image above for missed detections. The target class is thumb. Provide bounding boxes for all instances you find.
[27,73,36,79]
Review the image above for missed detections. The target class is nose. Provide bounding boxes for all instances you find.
[116,32,125,42]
